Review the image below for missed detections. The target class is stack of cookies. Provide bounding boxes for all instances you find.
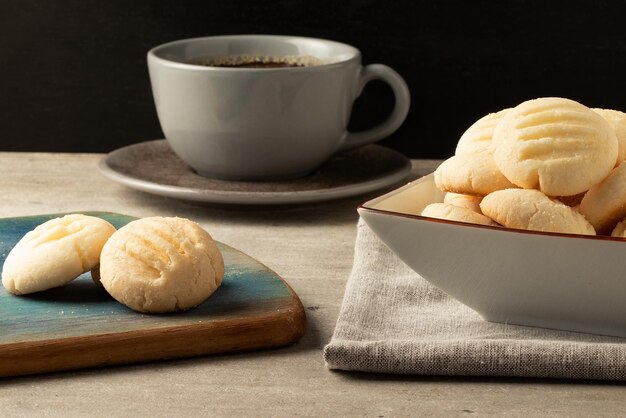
[425,97,626,237]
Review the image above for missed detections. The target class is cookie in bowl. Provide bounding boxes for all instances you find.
[593,108,626,165]
[579,161,626,234]
[434,151,515,196]
[421,202,498,226]
[442,192,483,213]
[455,108,510,155]
[480,188,595,235]
[493,97,618,197]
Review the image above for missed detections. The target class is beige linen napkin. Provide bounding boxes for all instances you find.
[323,219,626,380]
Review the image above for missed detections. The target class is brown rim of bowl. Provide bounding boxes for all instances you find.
[358,204,626,243]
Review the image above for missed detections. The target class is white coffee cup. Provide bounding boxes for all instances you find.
[147,35,410,181]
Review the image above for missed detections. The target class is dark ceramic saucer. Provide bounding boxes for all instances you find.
[99,140,411,205]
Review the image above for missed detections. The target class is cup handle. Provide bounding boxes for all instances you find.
[338,64,411,152]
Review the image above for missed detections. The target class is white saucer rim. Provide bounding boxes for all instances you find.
[98,142,412,205]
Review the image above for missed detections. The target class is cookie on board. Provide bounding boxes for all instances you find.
[99,216,224,313]
[2,214,116,295]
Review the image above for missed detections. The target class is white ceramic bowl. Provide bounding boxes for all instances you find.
[358,173,626,338]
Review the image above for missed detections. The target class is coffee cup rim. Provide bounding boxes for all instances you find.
[147,34,362,71]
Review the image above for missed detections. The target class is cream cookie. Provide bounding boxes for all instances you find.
[99,217,224,313]
[421,203,498,226]
[579,162,626,234]
[434,151,515,196]
[593,108,626,165]
[480,189,595,235]
[455,109,510,155]
[443,192,483,213]
[611,220,626,238]
[2,214,116,295]
[493,97,618,196]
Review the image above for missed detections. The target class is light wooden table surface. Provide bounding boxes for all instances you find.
[0,152,625,417]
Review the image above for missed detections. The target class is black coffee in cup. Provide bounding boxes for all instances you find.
[203,61,304,68]
[186,55,325,68]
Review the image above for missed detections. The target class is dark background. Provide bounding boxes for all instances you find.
[1,0,626,158]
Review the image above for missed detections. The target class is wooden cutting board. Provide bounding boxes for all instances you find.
[0,212,306,377]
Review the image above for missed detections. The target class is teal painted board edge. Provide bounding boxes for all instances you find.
[0,212,301,344]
